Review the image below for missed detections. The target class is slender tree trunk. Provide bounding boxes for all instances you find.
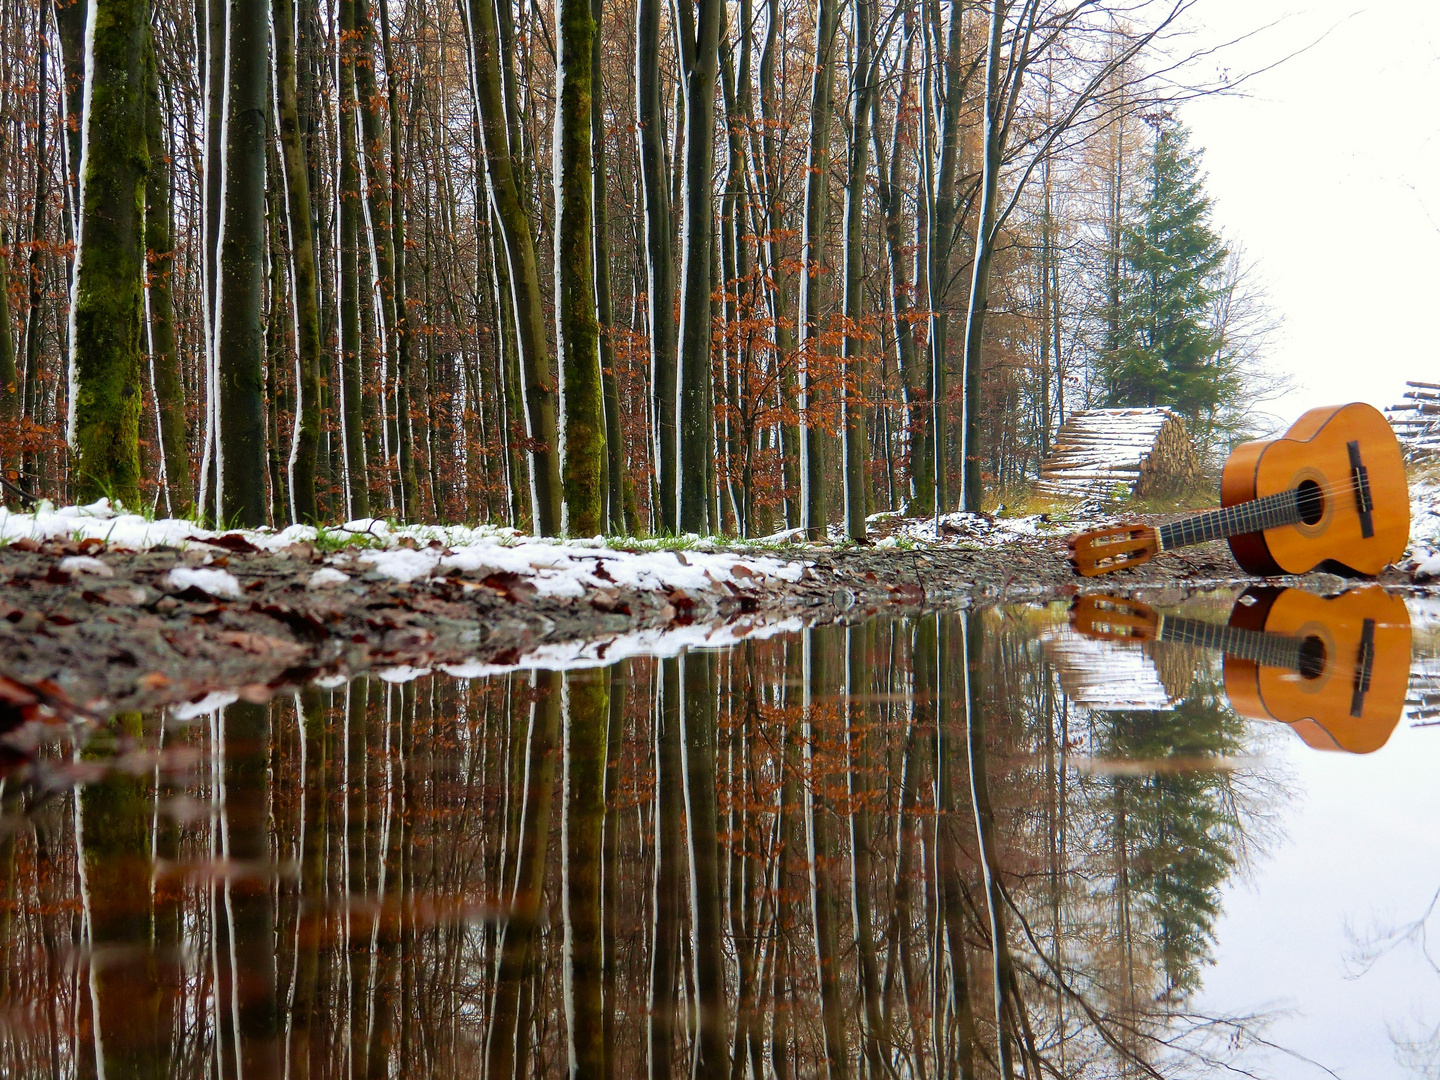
[757,0,799,530]
[338,0,369,517]
[68,0,150,506]
[591,1,628,534]
[465,0,562,535]
[555,0,607,536]
[198,0,224,518]
[224,702,281,1075]
[20,0,52,477]
[80,714,164,1077]
[144,35,193,517]
[564,669,609,1077]
[798,0,839,539]
[215,0,269,526]
[958,0,1007,512]
[648,659,682,1080]
[675,0,722,534]
[0,230,17,425]
[682,650,729,1078]
[274,0,322,522]
[485,670,561,1077]
[841,0,874,541]
[806,630,850,1078]
[848,626,889,1072]
[637,0,676,532]
[376,0,418,519]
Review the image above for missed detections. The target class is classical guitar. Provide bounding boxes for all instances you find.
[1068,402,1409,577]
[1070,587,1412,754]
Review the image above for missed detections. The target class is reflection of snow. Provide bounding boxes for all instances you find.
[438,616,806,679]
[1042,625,1181,711]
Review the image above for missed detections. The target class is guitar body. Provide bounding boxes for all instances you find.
[1222,585,1411,753]
[1220,402,1409,576]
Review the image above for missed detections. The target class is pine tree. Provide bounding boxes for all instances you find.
[1104,121,1232,423]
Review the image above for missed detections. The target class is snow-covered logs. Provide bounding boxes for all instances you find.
[1386,381,1440,462]
[1036,407,1198,503]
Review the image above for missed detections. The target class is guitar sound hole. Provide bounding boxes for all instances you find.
[1298,636,1327,680]
[1296,479,1324,525]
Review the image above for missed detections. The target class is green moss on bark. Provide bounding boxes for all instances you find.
[70,0,150,508]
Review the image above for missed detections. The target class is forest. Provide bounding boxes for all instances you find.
[0,0,1272,540]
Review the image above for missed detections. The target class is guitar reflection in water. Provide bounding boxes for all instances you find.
[1069,586,1412,754]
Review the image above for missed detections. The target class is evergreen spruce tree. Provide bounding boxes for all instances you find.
[1104,121,1233,425]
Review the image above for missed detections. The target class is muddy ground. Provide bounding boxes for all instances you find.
[0,513,1421,720]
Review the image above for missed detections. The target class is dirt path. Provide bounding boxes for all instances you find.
[0,517,1419,719]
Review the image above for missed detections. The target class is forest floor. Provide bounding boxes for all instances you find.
[1,497,1436,723]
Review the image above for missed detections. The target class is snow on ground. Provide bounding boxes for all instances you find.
[1408,473,1440,570]
[0,499,806,600]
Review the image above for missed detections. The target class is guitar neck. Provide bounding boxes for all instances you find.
[1156,614,1306,673]
[1157,489,1304,552]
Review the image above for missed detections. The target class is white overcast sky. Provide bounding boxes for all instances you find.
[1177,1,1440,427]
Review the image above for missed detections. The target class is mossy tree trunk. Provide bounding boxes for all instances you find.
[635,0,676,532]
[555,0,607,537]
[563,669,609,1075]
[68,0,149,508]
[465,0,562,535]
[338,0,369,518]
[274,0,323,523]
[215,0,269,527]
[591,0,629,534]
[80,714,164,1076]
[144,32,193,518]
[675,0,722,535]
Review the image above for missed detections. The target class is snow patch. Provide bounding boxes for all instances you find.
[167,566,242,599]
[307,567,351,588]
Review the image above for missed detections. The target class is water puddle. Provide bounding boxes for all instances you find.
[1,584,1437,1077]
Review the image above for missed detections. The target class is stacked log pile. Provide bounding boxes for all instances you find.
[1036,407,1198,503]
[1385,381,1440,461]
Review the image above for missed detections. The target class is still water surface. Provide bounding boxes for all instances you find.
[1,585,1437,1078]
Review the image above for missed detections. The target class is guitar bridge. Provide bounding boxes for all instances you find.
[1347,440,1375,539]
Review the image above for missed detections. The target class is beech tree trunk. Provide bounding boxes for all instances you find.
[637,0,676,532]
[798,0,839,540]
[215,0,270,526]
[591,0,629,534]
[674,0,722,535]
[68,0,149,506]
[338,0,369,518]
[466,0,562,535]
[555,0,607,536]
[841,0,875,541]
[273,0,322,523]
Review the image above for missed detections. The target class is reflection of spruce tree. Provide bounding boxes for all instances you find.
[1100,676,1247,1000]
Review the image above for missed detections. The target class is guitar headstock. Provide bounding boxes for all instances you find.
[1069,594,1161,643]
[1067,524,1160,576]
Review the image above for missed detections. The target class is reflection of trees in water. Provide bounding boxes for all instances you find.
[0,610,1286,1077]
[1347,884,1440,1075]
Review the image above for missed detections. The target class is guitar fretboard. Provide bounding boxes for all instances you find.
[1157,489,1304,551]
[1157,614,1306,673]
